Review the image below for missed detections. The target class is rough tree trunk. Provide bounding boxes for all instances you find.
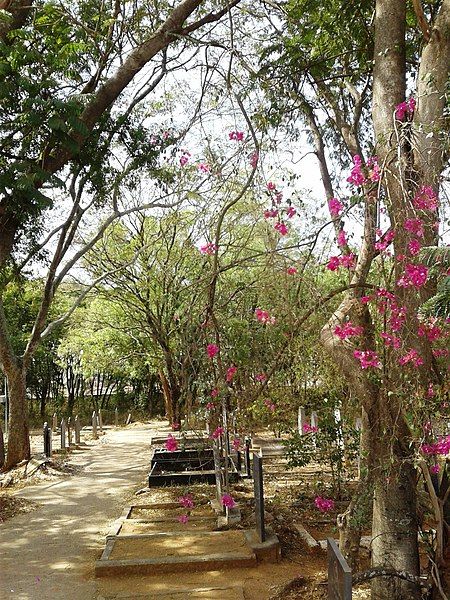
[4,364,30,470]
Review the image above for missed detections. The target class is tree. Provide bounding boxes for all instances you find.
[0,0,242,468]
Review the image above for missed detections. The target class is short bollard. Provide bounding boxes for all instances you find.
[43,422,52,457]
[98,410,103,433]
[245,437,252,478]
[67,417,72,447]
[52,412,58,431]
[92,411,98,439]
[60,418,66,450]
[253,453,265,542]
[74,415,81,444]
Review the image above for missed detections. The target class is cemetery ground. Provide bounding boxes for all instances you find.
[0,421,375,600]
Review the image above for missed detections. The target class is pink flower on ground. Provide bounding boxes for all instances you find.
[178,514,189,524]
[255,373,267,382]
[200,242,217,255]
[206,402,215,410]
[430,464,440,475]
[314,496,335,513]
[287,267,298,275]
[232,438,241,451]
[328,197,343,218]
[210,426,224,440]
[333,322,364,340]
[165,434,178,452]
[404,218,424,238]
[337,230,347,247]
[221,494,236,508]
[414,186,438,211]
[211,388,219,397]
[354,350,381,369]
[179,494,194,509]
[206,344,219,359]
[302,423,318,434]
[274,221,288,236]
[226,365,237,383]
[229,131,244,141]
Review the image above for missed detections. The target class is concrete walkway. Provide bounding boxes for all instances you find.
[0,425,154,600]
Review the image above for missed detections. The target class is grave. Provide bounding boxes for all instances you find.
[327,538,352,599]
[148,448,239,487]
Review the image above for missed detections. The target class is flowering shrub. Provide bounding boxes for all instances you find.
[353,350,381,369]
[200,242,217,255]
[226,365,237,382]
[333,322,364,340]
[206,343,219,358]
[328,197,343,217]
[314,496,335,512]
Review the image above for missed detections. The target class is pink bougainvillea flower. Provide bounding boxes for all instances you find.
[433,349,449,358]
[206,343,219,358]
[263,208,278,219]
[418,323,443,342]
[286,206,296,218]
[179,494,194,509]
[413,186,438,211]
[360,295,373,304]
[347,155,366,186]
[395,98,415,121]
[264,399,276,412]
[210,426,224,440]
[314,496,335,513]
[226,365,237,383]
[328,197,343,217]
[267,181,276,191]
[178,514,189,524]
[404,218,424,238]
[333,322,364,340]
[274,221,288,236]
[287,266,298,275]
[165,434,178,452]
[210,388,219,397]
[340,253,356,269]
[389,304,407,332]
[229,131,244,141]
[200,242,217,255]
[206,402,215,410]
[255,373,267,382]
[302,423,318,434]
[427,383,435,398]
[221,494,236,508]
[232,438,241,451]
[380,332,401,349]
[408,239,421,256]
[327,256,341,271]
[430,464,441,475]
[337,230,347,248]
[397,263,428,288]
[398,348,424,367]
[367,155,381,182]
[255,308,275,324]
[421,436,450,456]
[249,152,259,168]
[198,162,210,173]
[354,350,381,369]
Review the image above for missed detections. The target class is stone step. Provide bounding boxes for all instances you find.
[99,585,245,599]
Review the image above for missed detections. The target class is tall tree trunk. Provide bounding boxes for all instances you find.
[4,364,30,470]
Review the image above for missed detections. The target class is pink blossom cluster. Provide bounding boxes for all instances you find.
[418,322,443,342]
[333,322,364,340]
[179,494,194,509]
[165,434,178,452]
[179,150,191,167]
[404,218,424,238]
[264,208,278,219]
[274,221,289,236]
[374,229,395,252]
[395,97,416,121]
[413,186,438,211]
[226,365,237,382]
[433,349,449,358]
[347,155,380,187]
[210,388,219,397]
[255,373,267,382]
[408,239,421,256]
[328,197,343,217]
[327,253,356,271]
[421,435,450,456]
[255,308,276,325]
[229,130,244,141]
[210,426,224,440]
[353,350,381,369]
[430,464,441,475]
[200,242,217,255]
[380,332,401,349]
[264,399,276,412]
[249,152,259,168]
[302,423,318,434]
[337,230,347,248]
[398,348,424,367]
[206,402,215,410]
[286,206,296,218]
[178,513,189,524]
[389,304,407,332]
[287,266,298,275]
[206,343,219,358]
[232,438,241,451]
[221,494,236,508]
[397,263,428,289]
[267,181,283,203]
[198,162,210,173]
[314,496,335,513]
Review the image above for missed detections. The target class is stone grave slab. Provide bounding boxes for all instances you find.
[327,538,352,600]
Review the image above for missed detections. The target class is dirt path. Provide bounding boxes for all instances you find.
[0,424,155,600]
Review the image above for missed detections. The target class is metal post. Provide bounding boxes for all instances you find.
[253,453,265,542]
[92,411,98,439]
[60,418,66,450]
[43,422,52,457]
[245,437,252,478]
[74,415,81,445]
[52,412,58,432]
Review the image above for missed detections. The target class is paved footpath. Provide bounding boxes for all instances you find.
[0,425,154,600]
